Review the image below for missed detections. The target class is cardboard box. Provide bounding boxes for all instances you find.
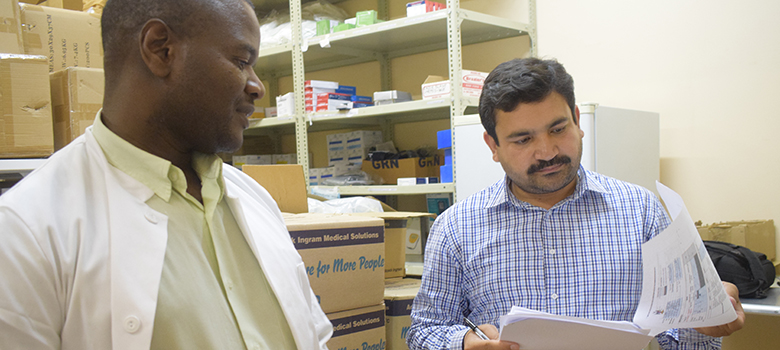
[697,220,776,261]
[49,67,102,150]
[285,213,386,313]
[0,0,24,54]
[352,212,435,279]
[242,164,308,213]
[327,304,386,350]
[421,70,488,99]
[384,278,422,350]
[362,155,443,185]
[35,0,84,10]
[0,54,54,158]
[19,4,102,73]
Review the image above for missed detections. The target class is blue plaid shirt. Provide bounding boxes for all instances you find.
[407,167,720,350]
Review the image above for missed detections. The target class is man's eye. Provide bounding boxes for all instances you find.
[516,137,530,145]
[237,60,248,69]
[552,126,565,134]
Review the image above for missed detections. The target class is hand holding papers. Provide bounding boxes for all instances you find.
[498,182,738,349]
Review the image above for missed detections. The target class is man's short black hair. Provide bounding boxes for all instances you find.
[101,0,254,68]
[479,58,576,145]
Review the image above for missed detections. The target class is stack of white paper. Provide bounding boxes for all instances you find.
[499,306,652,350]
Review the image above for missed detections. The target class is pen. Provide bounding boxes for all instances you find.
[464,317,490,341]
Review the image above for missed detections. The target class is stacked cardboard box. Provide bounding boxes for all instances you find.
[19,4,102,73]
[0,54,54,158]
[49,67,103,150]
[697,220,776,261]
[384,278,422,350]
[326,304,387,350]
[0,0,24,54]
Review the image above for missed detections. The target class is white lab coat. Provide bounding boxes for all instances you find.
[0,129,332,350]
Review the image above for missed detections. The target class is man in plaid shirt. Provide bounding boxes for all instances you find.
[407,58,744,350]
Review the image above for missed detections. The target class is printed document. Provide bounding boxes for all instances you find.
[498,182,737,349]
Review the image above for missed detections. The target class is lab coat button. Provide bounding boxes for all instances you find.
[124,316,141,333]
[145,211,158,224]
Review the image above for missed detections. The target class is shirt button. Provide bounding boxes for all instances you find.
[124,315,141,333]
[551,293,559,300]
[144,210,159,224]
[549,249,556,255]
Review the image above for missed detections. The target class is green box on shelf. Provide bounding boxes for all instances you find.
[316,19,339,36]
[332,23,356,33]
[356,10,379,26]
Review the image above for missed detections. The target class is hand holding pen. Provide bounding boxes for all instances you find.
[463,317,519,350]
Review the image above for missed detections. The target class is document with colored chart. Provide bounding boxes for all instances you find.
[633,182,737,336]
[498,182,737,349]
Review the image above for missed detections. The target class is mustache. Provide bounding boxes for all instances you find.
[527,155,572,175]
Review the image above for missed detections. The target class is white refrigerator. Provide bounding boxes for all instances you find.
[452,103,660,201]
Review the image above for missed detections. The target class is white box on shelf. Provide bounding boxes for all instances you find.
[265,106,278,117]
[421,70,488,99]
[328,149,348,167]
[275,92,295,117]
[233,154,273,169]
[326,132,348,152]
[304,80,339,89]
[373,90,412,105]
[273,153,297,164]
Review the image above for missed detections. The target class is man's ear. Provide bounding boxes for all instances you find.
[574,105,584,138]
[483,131,500,163]
[139,19,177,77]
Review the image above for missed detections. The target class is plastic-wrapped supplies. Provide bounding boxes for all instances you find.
[259,0,349,47]
[307,196,384,214]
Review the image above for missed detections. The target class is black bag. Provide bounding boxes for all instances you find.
[703,240,776,299]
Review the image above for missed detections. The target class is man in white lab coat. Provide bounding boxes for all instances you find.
[0,0,332,349]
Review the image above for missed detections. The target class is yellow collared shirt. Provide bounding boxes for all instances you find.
[92,114,297,350]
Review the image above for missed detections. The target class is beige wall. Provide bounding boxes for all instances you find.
[537,0,780,257]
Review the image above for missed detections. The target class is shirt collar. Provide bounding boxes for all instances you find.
[91,111,224,202]
[486,166,610,210]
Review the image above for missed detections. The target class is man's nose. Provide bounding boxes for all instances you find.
[246,68,265,101]
[534,136,558,161]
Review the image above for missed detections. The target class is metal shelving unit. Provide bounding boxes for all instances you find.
[315,183,454,196]
[0,158,46,176]
[249,0,536,198]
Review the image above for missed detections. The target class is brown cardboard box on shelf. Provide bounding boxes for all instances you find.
[19,4,102,73]
[242,164,308,213]
[697,220,776,261]
[49,67,102,150]
[352,212,436,279]
[362,154,442,185]
[0,54,54,158]
[384,278,422,350]
[284,213,386,314]
[30,0,84,11]
[0,0,24,54]
[326,304,386,350]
